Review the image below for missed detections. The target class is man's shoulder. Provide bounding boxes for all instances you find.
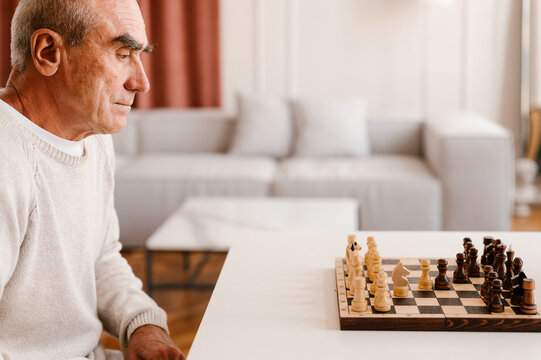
[0,110,31,160]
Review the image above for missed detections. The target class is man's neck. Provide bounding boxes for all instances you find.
[0,70,92,141]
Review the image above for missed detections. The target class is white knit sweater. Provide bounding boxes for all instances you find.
[0,104,168,359]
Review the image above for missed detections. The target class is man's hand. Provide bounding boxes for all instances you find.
[126,324,185,360]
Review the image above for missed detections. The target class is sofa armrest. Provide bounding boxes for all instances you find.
[424,111,514,230]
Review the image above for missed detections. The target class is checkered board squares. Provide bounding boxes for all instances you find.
[336,257,541,332]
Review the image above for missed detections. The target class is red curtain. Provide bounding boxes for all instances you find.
[0,0,221,109]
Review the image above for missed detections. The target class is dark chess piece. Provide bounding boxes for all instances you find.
[480,265,494,299]
[494,251,506,282]
[503,247,515,291]
[484,271,498,304]
[489,279,505,313]
[486,240,497,267]
[463,238,472,257]
[520,278,537,315]
[435,259,451,290]
[464,243,473,273]
[467,247,480,277]
[511,257,527,306]
[481,236,494,266]
[453,253,468,283]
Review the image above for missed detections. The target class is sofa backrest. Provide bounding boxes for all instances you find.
[113,109,424,156]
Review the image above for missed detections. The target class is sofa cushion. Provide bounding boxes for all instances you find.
[291,97,370,157]
[115,153,277,247]
[229,93,293,158]
[272,155,441,230]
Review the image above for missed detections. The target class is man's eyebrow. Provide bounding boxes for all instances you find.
[113,34,153,53]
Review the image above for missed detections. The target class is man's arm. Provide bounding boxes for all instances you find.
[94,207,184,359]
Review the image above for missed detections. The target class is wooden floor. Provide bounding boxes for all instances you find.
[101,204,541,355]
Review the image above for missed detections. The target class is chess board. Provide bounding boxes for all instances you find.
[335,257,541,332]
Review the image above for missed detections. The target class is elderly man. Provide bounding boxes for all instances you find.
[0,0,184,359]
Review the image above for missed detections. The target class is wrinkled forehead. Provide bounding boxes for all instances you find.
[91,0,149,48]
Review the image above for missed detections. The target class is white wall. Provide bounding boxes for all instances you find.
[220,0,522,148]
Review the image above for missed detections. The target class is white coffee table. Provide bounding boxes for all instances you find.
[145,197,358,294]
[187,231,541,360]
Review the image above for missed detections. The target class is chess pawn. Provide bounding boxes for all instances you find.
[467,247,481,277]
[484,271,498,304]
[435,259,451,290]
[480,265,494,298]
[370,265,384,295]
[351,277,368,313]
[488,279,505,313]
[481,236,494,265]
[520,278,537,315]
[453,253,468,283]
[418,258,433,290]
[373,278,392,312]
[368,249,382,281]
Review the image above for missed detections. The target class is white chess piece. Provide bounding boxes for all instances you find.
[374,278,392,312]
[418,258,433,290]
[351,277,368,312]
[347,252,363,296]
[392,261,411,297]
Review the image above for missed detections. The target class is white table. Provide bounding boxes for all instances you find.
[187,231,541,360]
[145,197,358,293]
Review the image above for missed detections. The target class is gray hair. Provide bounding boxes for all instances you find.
[10,0,97,73]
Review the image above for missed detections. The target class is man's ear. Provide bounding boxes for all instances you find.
[30,29,64,76]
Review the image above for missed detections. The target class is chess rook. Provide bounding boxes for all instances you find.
[435,259,451,290]
[520,278,537,315]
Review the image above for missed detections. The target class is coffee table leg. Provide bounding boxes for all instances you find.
[182,251,190,271]
[146,250,154,297]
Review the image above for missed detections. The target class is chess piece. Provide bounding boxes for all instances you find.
[345,234,356,276]
[370,265,384,295]
[351,277,369,313]
[511,257,527,306]
[493,244,507,281]
[418,258,433,290]
[374,278,392,312]
[435,259,451,290]
[481,236,494,265]
[486,239,497,266]
[392,261,410,297]
[467,247,480,277]
[368,248,382,281]
[463,237,472,254]
[488,279,505,313]
[464,242,473,272]
[503,246,515,291]
[347,252,363,296]
[484,271,498,304]
[453,253,468,283]
[520,278,537,315]
[480,265,494,299]
[365,237,376,273]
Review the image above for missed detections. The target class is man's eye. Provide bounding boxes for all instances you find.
[118,53,130,60]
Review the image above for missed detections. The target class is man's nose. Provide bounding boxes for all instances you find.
[125,58,150,93]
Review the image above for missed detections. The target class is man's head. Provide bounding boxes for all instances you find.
[8,0,151,139]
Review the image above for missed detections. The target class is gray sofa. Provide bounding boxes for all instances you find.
[113,109,514,248]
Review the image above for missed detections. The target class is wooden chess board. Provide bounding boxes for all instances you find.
[335,257,541,332]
